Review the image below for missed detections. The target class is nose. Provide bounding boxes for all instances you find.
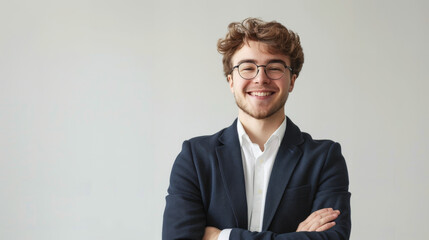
[253,66,271,84]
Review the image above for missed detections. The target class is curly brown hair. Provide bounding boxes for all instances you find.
[217,18,304,80]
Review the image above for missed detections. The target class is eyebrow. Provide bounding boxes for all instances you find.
[236,59,287,66]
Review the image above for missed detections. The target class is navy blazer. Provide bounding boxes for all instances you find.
[163,117,351,239]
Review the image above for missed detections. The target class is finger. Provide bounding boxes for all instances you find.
[308,211,340,231]
[297,208,339,232]
[302,208,333,225]
[298,208,333,231]
[318,210,340,221]
[316,221,336,232]
[312,208,334,215]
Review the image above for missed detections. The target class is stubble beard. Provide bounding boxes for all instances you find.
[234,92,288,120]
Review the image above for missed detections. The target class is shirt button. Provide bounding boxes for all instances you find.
[258,189,262,194]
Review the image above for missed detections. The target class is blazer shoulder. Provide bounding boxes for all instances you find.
[186,127,227,146]
[299,131,342,152]
[185,119,238,148]
[180,124,236,157]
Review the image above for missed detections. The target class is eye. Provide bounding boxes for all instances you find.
[267,64,285,72]
[242,67,255,71]
[239,63,257,72]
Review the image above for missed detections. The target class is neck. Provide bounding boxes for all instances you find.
[239,109,285,151]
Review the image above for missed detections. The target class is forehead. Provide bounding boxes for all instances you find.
[231,40,290,65]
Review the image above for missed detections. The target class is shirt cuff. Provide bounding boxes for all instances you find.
[218,228,232,240]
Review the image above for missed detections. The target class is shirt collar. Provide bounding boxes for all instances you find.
[237,117,287,148]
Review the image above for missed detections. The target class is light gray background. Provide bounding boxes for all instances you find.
[1,0,428,239]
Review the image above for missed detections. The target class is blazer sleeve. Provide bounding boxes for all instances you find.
[230,142,351,240]
[162,140,207,240]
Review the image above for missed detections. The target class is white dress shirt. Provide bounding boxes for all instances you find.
[218,117,286,239]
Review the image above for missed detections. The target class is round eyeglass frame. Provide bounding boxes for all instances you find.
[230,62,293,80]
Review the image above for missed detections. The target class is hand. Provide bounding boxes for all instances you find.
[296,208,340,232]
[203,226,221,240]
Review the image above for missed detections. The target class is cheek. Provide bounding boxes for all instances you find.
[279,79,291,91]
[232,80,247,94]
[232,85,241,95]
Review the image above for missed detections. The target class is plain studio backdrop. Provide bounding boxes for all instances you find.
[1,0,428,239]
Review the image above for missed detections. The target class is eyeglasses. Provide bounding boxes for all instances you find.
[230,62,293,80]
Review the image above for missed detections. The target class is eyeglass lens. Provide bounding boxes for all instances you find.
[238,62,287,80]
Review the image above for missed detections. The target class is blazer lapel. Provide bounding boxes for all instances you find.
[262,117,304,230]
[216,119,248,229]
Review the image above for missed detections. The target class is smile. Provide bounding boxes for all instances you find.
[249,91,274,96]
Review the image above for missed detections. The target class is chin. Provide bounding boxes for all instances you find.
[243,107,282,120]
[234,95,286,120]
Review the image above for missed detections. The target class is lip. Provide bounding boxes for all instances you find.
[246,90,276,98]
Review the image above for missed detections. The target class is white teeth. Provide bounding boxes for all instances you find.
[250,92,272,96]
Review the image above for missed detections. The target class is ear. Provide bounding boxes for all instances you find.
[288,74,297,92]
[228,74,234,93]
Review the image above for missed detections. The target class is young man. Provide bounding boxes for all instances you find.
[163,18,351,240]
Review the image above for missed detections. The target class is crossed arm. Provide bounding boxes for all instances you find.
[163,141,351,240]
[203,208,341,240]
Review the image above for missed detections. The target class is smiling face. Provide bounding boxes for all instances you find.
[228,40,297,120]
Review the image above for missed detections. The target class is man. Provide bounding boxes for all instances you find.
[163,18,351,240]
